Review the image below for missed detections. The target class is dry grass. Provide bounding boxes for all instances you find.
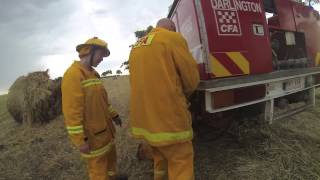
[0,95,9,121]
[0,116,87,180]
[0,76,319,180]
[1,91,86,179]
[194,90,320,180]
[103,76,153,179]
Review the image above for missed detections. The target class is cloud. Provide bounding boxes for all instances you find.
[0,0,76,90]
[76,0,173,74]
[0,0,172,92]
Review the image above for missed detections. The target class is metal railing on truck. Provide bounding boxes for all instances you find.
[199,67,320,123]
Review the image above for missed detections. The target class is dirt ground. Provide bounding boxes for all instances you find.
[0,76,320,180]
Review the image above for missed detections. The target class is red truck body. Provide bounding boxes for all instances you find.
[169,0,320,78]
[168,0,320,122]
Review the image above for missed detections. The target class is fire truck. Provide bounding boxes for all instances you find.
[168,0,320,124]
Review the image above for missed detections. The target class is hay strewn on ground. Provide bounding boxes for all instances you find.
[0,95,9,121]
[103,76,153,179]
[0,76,319,180]
[194,109,320,179]
[6,70,62,125]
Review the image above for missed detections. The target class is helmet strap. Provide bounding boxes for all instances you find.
[89,46,97,67]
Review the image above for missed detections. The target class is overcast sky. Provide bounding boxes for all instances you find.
[0,0,172,94]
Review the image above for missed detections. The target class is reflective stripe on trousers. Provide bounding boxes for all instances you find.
[151,141,194,180]
[86,143,117,180]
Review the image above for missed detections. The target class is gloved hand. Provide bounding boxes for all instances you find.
[113,116,122,127]
[79,143,90,154]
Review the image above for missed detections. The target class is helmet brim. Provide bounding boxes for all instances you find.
[104,48,110,57]
[76,44,110,57]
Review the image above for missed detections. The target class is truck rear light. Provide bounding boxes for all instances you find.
[234,85,266,104]
[211,90,234,109]
[212,85,266,109]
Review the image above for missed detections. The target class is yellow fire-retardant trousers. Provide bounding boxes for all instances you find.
[152,141,194,180]
[85,145,117,180]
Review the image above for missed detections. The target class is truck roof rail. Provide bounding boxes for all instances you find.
[167,0,179,18]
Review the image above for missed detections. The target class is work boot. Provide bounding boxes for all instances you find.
[115,174,128,180]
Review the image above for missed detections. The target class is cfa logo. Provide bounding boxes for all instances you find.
[215,10,240,35]
[220,24,239,33]
[210,0,262,36]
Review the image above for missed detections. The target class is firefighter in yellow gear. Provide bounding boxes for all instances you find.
[62,37,127,180]
[129,18,200,180]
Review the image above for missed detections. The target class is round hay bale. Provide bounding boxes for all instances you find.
[7,70,62,125]
[6,76,28,123]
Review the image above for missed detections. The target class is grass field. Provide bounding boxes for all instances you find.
[0,77,319,180]
[0,95,9,121]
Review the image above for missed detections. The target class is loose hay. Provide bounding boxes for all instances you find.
[103,76,154,179]
[6,70,62,125]
[193,107,320,180]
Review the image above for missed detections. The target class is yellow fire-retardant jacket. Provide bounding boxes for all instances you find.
[62,61,118,158]
[129,27,200,146]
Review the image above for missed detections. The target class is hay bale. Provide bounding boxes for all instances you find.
[7,70,62,125]
[6,76,28,123]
